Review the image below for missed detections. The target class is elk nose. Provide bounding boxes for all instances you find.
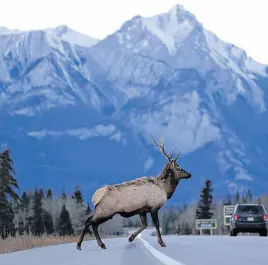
[188,174,192,178]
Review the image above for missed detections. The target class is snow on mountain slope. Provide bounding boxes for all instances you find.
[142,4,199,56]
[0,27,25,35]
[92,4,267,113]
[1,4,268,200]
[0,26,113,116]
[45,25,99,48]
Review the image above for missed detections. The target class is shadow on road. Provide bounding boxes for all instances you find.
[119,239,162,265]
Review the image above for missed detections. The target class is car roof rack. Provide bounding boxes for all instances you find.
[236,202,263,206]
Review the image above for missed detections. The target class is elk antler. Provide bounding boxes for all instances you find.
[174,151,180,161]
[151,135,174,161]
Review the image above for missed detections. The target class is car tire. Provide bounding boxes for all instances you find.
[230,229,237,236]
[259,229,267,236]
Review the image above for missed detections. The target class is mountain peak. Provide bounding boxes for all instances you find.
[0,26,25,35]
[166,3,199,24]
[168,3,186,14]
[53,25,70,35]
[130,4,200,55]
[45,25,99,48]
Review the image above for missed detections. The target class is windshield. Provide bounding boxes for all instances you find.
[237,205,265,214]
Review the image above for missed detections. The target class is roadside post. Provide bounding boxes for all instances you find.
[223,205,236,226]
[195,219,217,235]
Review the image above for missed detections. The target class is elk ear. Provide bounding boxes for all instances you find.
[161,168,173,181]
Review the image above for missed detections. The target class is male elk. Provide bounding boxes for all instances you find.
[76,136,191,250]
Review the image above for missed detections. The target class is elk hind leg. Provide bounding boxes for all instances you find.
[92,215,114,249]
[151,208,166,247]
[129,213,147,242]
[77,209,112,250]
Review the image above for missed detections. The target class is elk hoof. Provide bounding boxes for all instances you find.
[159,240,166,247]
[100,243,106,249]
[76,243,81,250]
[129,235,135,242]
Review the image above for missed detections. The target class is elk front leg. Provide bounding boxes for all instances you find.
[151,209,166,247]
[129,213,147,242]
[77,225,90,250]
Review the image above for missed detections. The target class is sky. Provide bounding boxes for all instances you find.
[0,0,267,64]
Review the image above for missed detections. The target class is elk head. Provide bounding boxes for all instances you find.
[151,135,191,181]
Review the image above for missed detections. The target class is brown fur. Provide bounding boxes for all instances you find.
[76,138,192,250]
[92,176,161,208]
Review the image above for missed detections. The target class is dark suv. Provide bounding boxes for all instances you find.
[230,203,267,236]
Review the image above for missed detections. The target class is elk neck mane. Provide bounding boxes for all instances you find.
[156,162,174,179]
[156,162,179,199]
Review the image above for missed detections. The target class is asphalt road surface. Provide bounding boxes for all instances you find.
[1,230,268,265]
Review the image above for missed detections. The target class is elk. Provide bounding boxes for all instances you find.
[76,136,191,250]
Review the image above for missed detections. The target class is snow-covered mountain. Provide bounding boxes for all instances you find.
[1,4,268,202]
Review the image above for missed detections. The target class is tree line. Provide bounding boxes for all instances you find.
[0,148,92,239]
[1,148,268,239]
[0,148,126,239]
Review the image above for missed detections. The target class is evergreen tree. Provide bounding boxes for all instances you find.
[246,189,253,203]
[0,194,15,238]
[224,193,232,205]
[162,214,169,235]
[0,149,19,238]
[72,185,83,204]
[39,189,44,200]
[184,223,192,235]
[43,188,54,234]
[25,213,33,234]
[44,211,54,235]
[17,216,25,235]
[57,204,74,236]
[162,210,177,235]
[176,224,181,235]
[181,221,191,235]
[21,192,30,209]
[235,190,240,203]
[196,179,214,219]
[47,189,53,200]
[242,194,247,203]
[0,149,20,201]
[85,203,91,215]
[32,189,45,236]
[61,192,67,200]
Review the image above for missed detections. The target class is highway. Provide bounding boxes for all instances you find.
[1,229,268,265]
